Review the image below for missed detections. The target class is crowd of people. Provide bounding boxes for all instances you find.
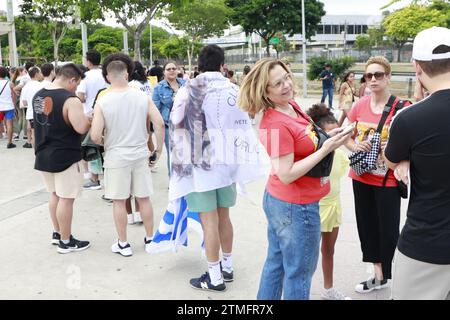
[0,25,449,300]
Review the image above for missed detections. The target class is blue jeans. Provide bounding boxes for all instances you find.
[321,87,334,108]
[257,191,321,300]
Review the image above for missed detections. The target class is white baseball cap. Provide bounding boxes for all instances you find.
[412,26,450,61]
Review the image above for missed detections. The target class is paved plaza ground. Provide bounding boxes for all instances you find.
[0,97,409,300]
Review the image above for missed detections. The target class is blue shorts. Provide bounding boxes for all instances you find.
[0,109,14,120]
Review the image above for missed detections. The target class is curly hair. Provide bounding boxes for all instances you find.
[102,53,134,84]
[306,103,337,129]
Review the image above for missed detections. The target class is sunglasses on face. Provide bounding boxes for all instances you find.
[364,72,386,81]
[165,67,177,71]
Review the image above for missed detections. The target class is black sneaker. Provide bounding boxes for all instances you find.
[7,143,16,149]
[23,142,32,148]
[220,262,234,282]
[57,235,90,254]
[355,277,389,293]
[189,272,226,292]
[51,232,61,245]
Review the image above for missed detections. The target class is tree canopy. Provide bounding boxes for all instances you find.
[226,0,325,56]
[383,4,448,61]
[166,0,231,70]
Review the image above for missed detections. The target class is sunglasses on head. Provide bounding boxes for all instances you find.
[364,72,386,81]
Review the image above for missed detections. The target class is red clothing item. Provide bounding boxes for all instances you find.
[347,95,411,187]
[259,101,330,204]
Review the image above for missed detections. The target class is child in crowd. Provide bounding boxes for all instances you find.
[307,103,351,300]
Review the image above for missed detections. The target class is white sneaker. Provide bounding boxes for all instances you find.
[144,237,152,253]
[127,214,135,225]
[133,212,143,224]
[321,288,352,300]
[355,277,389,293]
[111,241,133,257]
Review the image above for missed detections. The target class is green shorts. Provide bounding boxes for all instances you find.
[185,183,237,213]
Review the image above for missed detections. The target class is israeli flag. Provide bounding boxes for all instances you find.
[146,197,204,253]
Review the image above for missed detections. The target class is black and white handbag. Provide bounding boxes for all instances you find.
[349,95,406,176]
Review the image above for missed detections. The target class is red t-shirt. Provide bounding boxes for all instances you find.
[259,101,330,204]
[347,95,411,187]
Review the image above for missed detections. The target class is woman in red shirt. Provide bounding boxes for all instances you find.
[345,56,410,294]
[239,59,351,300]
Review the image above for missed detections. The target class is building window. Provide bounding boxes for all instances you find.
[362,25,368,33]
[348,25,355,34]
[316,24,324,34]
[356,25,362,34]
[340,25,346,33]
[324,25,331,34]
[333,25,339,34]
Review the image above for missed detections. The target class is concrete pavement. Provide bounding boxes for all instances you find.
[0,97,408,300]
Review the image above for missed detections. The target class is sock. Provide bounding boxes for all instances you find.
[62,239,70,244]
[207,261,223,286]
[222,252,233,271]
[145,236,153,242]
[83,172,92,180]
[54,231,60,234]
[119,240,128,247]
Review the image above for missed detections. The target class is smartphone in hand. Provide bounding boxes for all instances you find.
[341,123,356,135]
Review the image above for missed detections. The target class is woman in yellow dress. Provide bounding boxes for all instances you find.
[307,103,351,300]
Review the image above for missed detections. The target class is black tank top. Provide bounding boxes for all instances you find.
[33,88,82,172]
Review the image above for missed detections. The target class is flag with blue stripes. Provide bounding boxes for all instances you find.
[146,197,204,253]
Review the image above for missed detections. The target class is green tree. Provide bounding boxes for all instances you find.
[308,56,355,83]
[354,34,372,52]
[166,0,231,71]
[21,0,79,64]
[141,25,172,63]
[271,32,290,58]
[227,0,325,57]
[429,0,450,28]
[383,4,448,61]
[159,36,202,61]
[79,0,174,61]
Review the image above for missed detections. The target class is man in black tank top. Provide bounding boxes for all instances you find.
[33,64,92,254]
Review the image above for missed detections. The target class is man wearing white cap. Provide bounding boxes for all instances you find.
[385,26,450,300]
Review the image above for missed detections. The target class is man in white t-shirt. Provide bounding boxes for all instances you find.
[40,63,56,86]
[76,50,107,190]
[21,66,44,148]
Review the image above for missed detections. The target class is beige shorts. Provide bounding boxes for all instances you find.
[41,161,84,199]
[391,249,450,300]
[104,159,153,200]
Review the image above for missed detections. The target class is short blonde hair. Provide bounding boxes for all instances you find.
[365,56,392,75]
[238,58,294,115]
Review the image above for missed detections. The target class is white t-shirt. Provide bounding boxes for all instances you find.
[0,79,14,111]
[129,80,153,97]
[22,80,44,120]
[76,68,107,114]
[18,74,31,87]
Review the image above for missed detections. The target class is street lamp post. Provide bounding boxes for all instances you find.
[302,0,307,98]
[149,23,153,65]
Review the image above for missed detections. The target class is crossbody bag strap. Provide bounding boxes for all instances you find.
[0,80,9,96]
[376,95,397,133]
